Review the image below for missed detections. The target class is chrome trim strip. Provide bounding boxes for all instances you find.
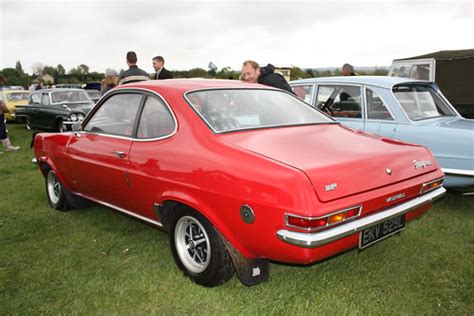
[73,192,163,227]
[276,187,446,248]
[441,168,474,177]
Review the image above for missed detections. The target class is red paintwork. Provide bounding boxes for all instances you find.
[33,79,444,264]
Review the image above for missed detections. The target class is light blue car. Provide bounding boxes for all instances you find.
[290,76,474,193]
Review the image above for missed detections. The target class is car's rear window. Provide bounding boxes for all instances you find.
[393,84,456,120]
[185,89,334,133]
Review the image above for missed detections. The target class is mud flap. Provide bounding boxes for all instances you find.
[218,231,269,286]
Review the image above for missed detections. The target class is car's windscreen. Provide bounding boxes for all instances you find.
[7,92,30,101]
[392,84,456,120]
[186,89,333,133]
[51,90,90,104]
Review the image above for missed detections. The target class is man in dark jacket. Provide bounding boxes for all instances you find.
[152,56,173,80]
[119,51,150,85]
[241,60,294,94]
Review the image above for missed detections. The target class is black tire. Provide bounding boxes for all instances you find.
[169,206,235,287]
[45,169,71,211]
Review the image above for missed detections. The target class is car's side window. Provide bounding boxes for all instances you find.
[316,85,362,118]
[366,88,394,121]
[84,93,143,137]
[41,93,50,106]
[292,85,313,104]
[31,93,41,104]
[136,96,175,139]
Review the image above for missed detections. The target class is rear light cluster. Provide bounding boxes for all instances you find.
[420,178,444,194]
[286,205,362,232]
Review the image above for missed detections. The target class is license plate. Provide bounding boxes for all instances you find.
[359,214,405,249]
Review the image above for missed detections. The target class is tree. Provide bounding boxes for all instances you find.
[188,68,211,78]
[216,66,239,80]
[78,64,89,75]
[31,62,46,76]
[56,64,66,77]
[290,66,307,80]
[0,67,30,86]
[15,61,23,73]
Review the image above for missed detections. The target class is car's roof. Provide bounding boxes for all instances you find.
[33,88,86,93]
[117,79,278,94]
[290,76,430,88]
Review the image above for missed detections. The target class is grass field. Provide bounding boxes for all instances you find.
[1,124,473,315]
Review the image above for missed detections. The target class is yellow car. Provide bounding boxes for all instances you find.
[1,90,30,121]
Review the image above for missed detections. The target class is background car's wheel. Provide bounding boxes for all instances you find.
[57,119,67,133]
[45,170,71,211]
[169,206,235,287]
[25,118,32,130]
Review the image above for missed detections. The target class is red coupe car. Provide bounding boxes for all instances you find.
[33,79,446,287]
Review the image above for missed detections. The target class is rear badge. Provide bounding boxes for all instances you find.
[325,183,337,191]
[386,192,406,203]
[413,159,432,169]
[386,168,392,175]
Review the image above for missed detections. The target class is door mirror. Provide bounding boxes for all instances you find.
[71,122,82,131]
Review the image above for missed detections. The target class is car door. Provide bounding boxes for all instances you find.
[27,92,42,128]
[124,93,177,218]
[314,84,364,130]
[65,91,144,209]
[37,92,57,129]
[363,86,398,137]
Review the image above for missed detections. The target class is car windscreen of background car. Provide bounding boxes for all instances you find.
[7,93,30,101]
[186,89,333,133]
[51,90,90,104]
[393,84,456,120]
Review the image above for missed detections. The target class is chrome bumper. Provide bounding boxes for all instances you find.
[276,187,446,248]
[441,168,474,177]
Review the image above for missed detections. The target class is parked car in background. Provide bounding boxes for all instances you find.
[290,76,474,193]
[55,83,82,89]
[0,89,30,121]
[33,79,445,287]
[388,49,474,118]
[15,88,94,132]
[85,89,101,103]
[84,82,101,91]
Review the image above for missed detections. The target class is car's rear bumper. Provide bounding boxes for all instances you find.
[276,187,446,248]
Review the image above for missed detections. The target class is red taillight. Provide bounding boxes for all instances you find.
[420,178,444,194]
[286,205,362,232]
[287,216,327,229]
[345,207,360,219]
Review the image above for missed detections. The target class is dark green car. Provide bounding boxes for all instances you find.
[15,89,94,132]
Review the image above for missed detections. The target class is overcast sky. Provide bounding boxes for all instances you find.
[1,0,473,74]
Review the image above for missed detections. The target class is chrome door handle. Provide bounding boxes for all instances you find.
[111,150,126,158]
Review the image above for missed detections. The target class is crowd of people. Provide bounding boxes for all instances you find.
[0,53,357,154]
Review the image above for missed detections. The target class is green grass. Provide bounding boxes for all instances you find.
[1,124,473,315]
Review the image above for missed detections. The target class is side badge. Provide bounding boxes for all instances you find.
[325,183,337,191]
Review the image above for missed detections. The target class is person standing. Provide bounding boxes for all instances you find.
[101,68,119,95]
[152,56,173,80]
[240,60,294,94]
[342,63,357,76]
[118,51,150,85]
[0,75,20,152]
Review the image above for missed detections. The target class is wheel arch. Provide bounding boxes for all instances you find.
[156,193,254,259]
